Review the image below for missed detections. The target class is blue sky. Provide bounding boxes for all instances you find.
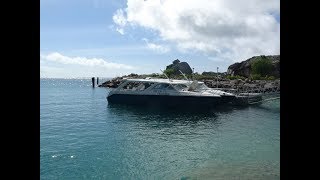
[40,0,280,78]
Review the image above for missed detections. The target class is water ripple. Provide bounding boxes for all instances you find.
[41,79,280,179]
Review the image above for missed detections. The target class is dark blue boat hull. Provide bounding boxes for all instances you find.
[107,94,235,107]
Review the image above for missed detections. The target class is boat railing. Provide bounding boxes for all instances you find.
[214,83,280,104]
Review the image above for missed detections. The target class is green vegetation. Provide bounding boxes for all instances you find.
[251,74,261,80]
[124,56,279,82]
[151,71,220,81]
[163,68,175,77]
[267,76,276,80]
[124,72,277,81]
[161,70,214,80]
[149,73,166,78]
[251,74,276,80]
[192,73,215,81]
[251,56,273,77]
[226,74,276,81]
[202,72,217,76]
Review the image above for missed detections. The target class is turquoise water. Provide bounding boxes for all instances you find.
[40,79,280,180]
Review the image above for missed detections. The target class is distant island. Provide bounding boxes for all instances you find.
[99,55,280,92]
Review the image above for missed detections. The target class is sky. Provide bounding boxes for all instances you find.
[40,0,280,78]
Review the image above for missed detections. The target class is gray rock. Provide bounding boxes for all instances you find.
[98,77,124,88]
[166,59,193,75]
[230,79,240,85]
[172,59,180,65]
[227,55,280,78]
[264,82,276,89]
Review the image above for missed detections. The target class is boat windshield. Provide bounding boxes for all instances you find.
[197,83,209,90]
[187,82,210,92]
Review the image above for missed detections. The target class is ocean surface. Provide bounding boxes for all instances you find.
[40,78,280,180]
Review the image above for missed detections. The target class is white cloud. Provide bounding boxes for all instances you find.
[146,43,170,53]
[40,52,137,78]
[41,52,134,69]
[142,38,170,53]
[113,0,280,62]
[116,28,125,35]
[112,9,127,35]
[113,9,127,26]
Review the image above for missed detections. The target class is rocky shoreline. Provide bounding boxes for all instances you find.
[98,74,280,93]
[98,55,280,92]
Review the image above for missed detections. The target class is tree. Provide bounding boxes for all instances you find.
[252,57,273,77]
[163,68,175,77]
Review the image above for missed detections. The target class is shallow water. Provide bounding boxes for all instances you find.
[40,78,279,179]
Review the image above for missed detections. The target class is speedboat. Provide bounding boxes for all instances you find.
[107,78,236,107]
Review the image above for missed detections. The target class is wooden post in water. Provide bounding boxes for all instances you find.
[96,77,99,85]
[92,77,95,88]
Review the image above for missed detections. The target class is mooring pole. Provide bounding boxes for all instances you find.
[92,77,95,88]
[96,77,99,85]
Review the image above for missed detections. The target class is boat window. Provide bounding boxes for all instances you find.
[153,83,169,89]
[122,82,154,91]
[152,83,176,90]
[144,82,154,89]
[173,84,188,91]
[166,85,175,90]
